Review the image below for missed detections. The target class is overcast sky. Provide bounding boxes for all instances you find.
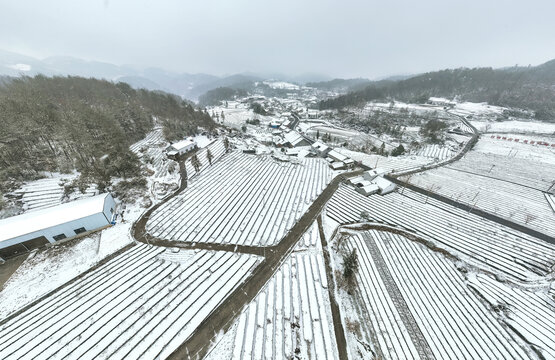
[1,0,555,79]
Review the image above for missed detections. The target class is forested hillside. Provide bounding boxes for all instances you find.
[0,75,215,192]
[320,60,555,120]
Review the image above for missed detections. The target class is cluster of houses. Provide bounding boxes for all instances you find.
[310,141,355,170]
[349,168,396,196]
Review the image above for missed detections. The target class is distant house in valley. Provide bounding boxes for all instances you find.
[0,193,116,259]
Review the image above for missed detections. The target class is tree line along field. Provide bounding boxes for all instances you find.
[0,244,261,360]
[401,134,555,237]
[325,185,555,359]
[326,185,555,283]
[146,151,335,247]
[205,222,339,360]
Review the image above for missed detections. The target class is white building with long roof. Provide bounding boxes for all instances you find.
[0,193,116,259]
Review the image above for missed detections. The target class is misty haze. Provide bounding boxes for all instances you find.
[0,1,554,360]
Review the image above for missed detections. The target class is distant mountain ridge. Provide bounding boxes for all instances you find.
[319,59,555,121]
[0,49,333,101]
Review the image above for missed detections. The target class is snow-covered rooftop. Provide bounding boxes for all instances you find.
[0,193,111,243]
[170,139,196,151]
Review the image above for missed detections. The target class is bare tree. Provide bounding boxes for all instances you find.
[524,214,537,224]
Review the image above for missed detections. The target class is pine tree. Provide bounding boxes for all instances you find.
[206,148,213,165]
[191,153,201,173]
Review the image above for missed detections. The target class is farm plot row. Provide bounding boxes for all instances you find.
[468,274,555,359]
[147,151,334,246]
[326,185,555,282]
[401,167,555,237]
[335,230,531,360]
[13,175,96,212]
[206,224,338,360]
[0,243,261,360]
[184,139,226,178]
[413,144,454,161]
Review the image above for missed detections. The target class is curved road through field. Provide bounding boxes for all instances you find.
[131,111,553,359]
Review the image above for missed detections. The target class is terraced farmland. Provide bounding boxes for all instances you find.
[414,144,454,160]
[326,185,555,282]
[130,127,177,179]
[147,151,335,246]
[13,175,97,212]
[206,222,339,360]
[334,229,532,359]
[401,166,555,237]
[469,274,555,359]
[0,243,261,360]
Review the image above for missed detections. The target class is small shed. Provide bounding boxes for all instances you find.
[330,161,346,170]
[0,193,116,259]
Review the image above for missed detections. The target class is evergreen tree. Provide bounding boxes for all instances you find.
[191,154,201,173]
[206,149,213,165]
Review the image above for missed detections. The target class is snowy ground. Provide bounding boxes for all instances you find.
[327,185,555,283]
[205,222,339,360]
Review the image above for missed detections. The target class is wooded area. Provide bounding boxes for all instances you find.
[0,75,215,192]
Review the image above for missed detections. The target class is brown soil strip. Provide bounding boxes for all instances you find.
[167,170,364,359]
[317,215,349,360]
[0,255,28,291]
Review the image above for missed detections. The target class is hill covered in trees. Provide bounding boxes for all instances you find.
[198,87,249,107]
[0,75,215,192]
[319,59,555,121]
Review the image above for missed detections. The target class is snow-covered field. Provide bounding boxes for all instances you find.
[326,185,555,282]
[332,229,534,359]
[206,222,339,360]
[147,151,335,246]
[471,120,555,134]
[0,244,261,360]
